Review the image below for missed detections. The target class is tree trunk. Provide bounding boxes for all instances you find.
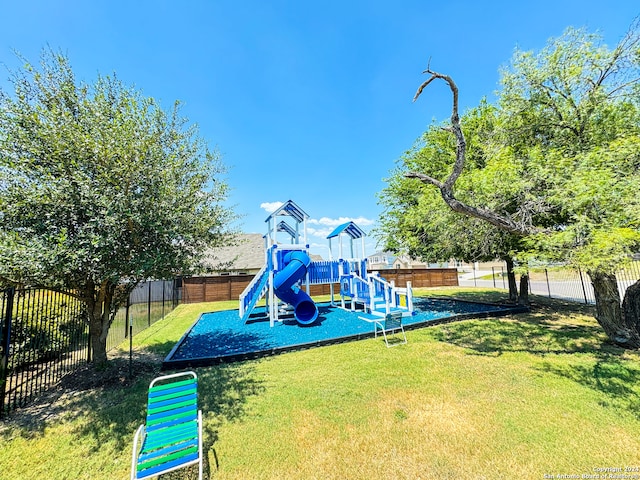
[84,282,116,365]
[89,312,109,365]
[518,273,530,306]
[590,272,640,348]
[505,257,518,302]
[622,279,640,337]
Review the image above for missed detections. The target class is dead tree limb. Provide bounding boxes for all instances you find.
[405,66,541,236]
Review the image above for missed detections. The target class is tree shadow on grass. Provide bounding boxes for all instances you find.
[426,292,600,356]
[148,355,266,479]
[537,356,640,418]
[0,344,265,478]
[429,316,606,357]
[0,350,161,442]
[429,289,596,314]
[427,299,640,418]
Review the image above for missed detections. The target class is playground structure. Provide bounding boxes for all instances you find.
[239,200,414,326]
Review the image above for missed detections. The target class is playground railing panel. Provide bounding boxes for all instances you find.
[350,275,371,301]
[238,266,270,321]
[308,261,341,284]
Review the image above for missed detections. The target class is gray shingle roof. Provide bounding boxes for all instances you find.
[203,234,265,272]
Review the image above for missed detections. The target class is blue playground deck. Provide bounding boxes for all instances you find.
[163,297,527,369]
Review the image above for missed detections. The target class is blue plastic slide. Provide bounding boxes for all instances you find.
[273,251,319,325]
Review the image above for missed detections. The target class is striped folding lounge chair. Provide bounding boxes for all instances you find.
[131,371,203,480]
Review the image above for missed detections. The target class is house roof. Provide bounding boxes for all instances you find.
[367,251,396,263]
[203,234,265,272]
[309,254,325,262]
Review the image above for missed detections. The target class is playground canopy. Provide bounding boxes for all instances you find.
[265,200,309,246]
[327,221,366,260]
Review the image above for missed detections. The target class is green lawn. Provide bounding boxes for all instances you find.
[2,288,640,479]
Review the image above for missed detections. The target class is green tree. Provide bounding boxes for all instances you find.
[496,26,640,344]
[0,50,236,364]
[389,23,640,347]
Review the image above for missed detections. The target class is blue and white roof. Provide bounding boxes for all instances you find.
[276,220,298,239]
[326,221,366,240]
[265,200,309,246]
[265,200,309,223]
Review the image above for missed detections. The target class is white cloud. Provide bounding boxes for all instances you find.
[307,226,333,238]
[260,201,284,213]
[307,216,375,227]
[258,206,376,240]
[309,242,331,249]
[306,217,376,239]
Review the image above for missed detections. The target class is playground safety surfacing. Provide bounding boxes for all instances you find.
[162,298,528,369]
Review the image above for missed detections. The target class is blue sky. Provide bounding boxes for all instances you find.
[1,1,638,257]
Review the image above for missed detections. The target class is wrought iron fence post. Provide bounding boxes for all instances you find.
[545,269,551,298]
[129,311,133,379]
[1,288,15,418]
[124,295,130,339]
[162,281,166,319]
[578,268,589,305]
[87,326,92,363]
[492,267,496,288]
[147,281,152,326]
[173,278,179,308]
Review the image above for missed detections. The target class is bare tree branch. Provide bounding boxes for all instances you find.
[404,171,443,189]
[412,68,465,188]
[406,65,543,237]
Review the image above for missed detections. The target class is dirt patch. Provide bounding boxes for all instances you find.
[58,350,163,391]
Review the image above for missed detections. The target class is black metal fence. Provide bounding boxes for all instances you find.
[461,261,640,304]
[0,288,86,418]
[1,279,180,418]
[107,280,180,352]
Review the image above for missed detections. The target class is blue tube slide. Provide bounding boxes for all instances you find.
[273,251,319,325]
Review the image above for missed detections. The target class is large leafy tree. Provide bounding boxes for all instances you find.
[383,23,640,347]
[496,26,640,344]
[0,50,236,363]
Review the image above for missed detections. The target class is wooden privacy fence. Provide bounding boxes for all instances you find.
[182,268,459,303]
[374,268,459,289]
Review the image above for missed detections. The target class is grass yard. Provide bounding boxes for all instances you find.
[2,288,640,479]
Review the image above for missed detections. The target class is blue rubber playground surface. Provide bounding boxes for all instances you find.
[163,297,527,368]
